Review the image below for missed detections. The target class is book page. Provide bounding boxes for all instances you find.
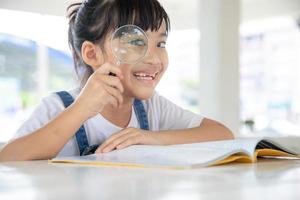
[51,138,262,168]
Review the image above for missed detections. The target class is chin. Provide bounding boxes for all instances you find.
[132,88,155,100]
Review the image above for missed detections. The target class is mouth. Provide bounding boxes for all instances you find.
[133,72,159,80]
[132,71,160,86]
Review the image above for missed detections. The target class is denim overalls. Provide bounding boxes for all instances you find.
[56,91,149,156]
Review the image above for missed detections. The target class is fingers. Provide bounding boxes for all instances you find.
[96,129,131,153]
[101,76,124,93]
[103,84,123,107]
[75,63,126,117]
[95,128,152,154]
[93,63,124,107]
[95,63,124,80]
[92,63,124,92]
[116,136,141,150]
[101,133,140,153]
[106,94,119,108]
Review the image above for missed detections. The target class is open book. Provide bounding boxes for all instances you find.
[50,137,300,169]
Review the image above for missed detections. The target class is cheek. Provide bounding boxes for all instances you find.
[119,65,133,86]
[119,64,131,77]
[162,51,169,72]
[102,39,118,64]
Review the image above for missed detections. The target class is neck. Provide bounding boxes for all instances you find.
[100,95,134,128]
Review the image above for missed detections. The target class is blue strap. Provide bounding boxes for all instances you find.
[56,91,149,156]
[56,91,89,156]
[134,99,149,130]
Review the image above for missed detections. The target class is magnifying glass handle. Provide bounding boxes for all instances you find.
[109,60,121,76]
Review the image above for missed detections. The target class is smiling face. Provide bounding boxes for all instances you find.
[104,23,169,100]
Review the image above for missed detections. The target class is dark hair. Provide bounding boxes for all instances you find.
[67,0,170,87]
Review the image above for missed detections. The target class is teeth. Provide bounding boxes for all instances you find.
[133,72,158,80]
[135,76,154,80]
[134,73,152,77]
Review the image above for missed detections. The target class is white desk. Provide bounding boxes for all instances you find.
[1,159,300,200]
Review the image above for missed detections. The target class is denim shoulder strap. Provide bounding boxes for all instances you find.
[56,91,89,156]
[133,99,149,130]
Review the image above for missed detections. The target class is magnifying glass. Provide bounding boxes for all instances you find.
[110,25,148,65]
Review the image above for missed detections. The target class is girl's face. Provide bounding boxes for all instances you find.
[103,23,169,100]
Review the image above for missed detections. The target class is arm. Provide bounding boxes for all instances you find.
[96,118,234,153]
[155,118,234,145]
[0,63,124,161]
[0,103,89,161]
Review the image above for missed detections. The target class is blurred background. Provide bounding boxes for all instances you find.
[0,0,300,142]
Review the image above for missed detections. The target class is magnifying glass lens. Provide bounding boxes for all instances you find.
[111,25,148,64]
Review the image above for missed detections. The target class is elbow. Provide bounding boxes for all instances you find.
[0,142,50,162]
[201,118,235,141]
[216,122,235,140]
[225,130,235,140]
[0,143,12,162]
[0,147,24,162]
[0,146,14,162]
[0,141,27,162]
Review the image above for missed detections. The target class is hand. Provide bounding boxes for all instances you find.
[73,63,124,118]
[95,128,163,153]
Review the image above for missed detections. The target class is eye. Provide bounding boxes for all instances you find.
[128,39,146,46]
[157,41,166,48]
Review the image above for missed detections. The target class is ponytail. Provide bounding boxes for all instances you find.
[67,2,93,88]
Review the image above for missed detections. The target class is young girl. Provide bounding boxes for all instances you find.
[0,0,234,161]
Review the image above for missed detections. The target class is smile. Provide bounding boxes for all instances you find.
[133,72,159,81]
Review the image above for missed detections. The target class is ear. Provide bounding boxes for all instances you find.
[81,41,103,71]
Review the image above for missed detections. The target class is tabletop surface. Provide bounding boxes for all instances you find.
[1,159,300,200]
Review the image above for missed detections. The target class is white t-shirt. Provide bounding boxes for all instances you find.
[14,88,204,157]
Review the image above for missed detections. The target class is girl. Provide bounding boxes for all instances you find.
[0,0,234,161]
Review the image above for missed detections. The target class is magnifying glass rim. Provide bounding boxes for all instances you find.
[110,24,149,64]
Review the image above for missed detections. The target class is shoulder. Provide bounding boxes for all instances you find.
[13,88,80,139]
[38,88,80,115]
[143,91,171,110]
[142,91,204,130]
[143,91,186,114]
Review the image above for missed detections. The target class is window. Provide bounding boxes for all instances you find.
[0,9,75,142]
[240,16,300,136]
